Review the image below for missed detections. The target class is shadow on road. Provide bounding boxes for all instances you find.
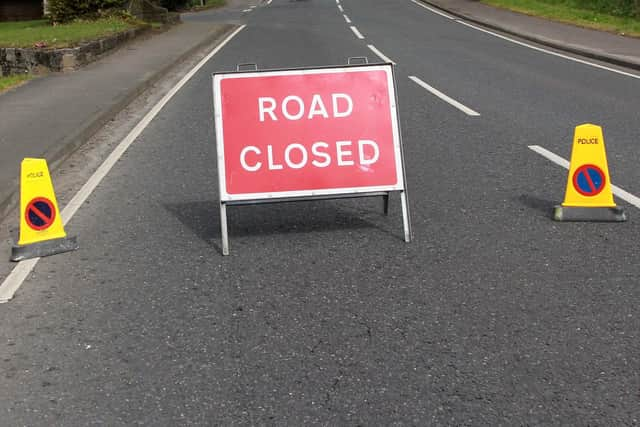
[516,194,556,218]
[164,199,384,249]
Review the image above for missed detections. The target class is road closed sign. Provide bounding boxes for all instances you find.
[213,64,406,201]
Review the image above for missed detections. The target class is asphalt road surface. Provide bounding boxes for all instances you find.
[2,0,640,424]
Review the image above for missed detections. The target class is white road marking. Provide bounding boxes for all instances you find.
[350,26,365,39]
[336,0,340,3]
[409,0,455,19]
[409,0,639,79]
[368,44,396,64]
[528,145,640,209]
[343,14,352,23]
[338,4,344,12]
[528,145,569,168]
[267,0,272,5]
[0,26,247,304]
[455,21,640,80]
[242,8,252,12]
[409,75,480,116]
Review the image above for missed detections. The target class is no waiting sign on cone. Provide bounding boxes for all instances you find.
[554,124,626,222]
[11,158,78,261]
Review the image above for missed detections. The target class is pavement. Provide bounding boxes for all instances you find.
[0,0,638,222]
[424,0,640,70]
[0,17,238,220]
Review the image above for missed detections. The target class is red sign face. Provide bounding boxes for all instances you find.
[213,65,404,201]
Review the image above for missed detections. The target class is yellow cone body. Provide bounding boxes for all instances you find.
[18,158,67,245]
[562,124,616,208]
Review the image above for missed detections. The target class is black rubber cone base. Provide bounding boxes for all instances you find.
[553,206,627,222]
[11,236,78,262]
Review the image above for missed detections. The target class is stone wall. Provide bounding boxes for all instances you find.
[0,0,43,21]
[0,27,149,76]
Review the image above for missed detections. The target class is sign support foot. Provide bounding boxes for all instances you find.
[220,202,229,256]
[400,191,412,242]
[553,205,627,222]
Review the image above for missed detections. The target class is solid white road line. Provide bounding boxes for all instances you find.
[350,26,365,39]
[0,25,247,304]
[409,0,455,19]
[368,44,396,64]
[343,14,352,24]
[338,4,344,12]
[409,75,480,116]
[528,145,640,209]
[408,0,640,79]
[455,22,640,80]
[408,1,640,79]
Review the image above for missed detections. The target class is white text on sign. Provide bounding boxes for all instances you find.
[240,140,380,172]
[258,93,353,121]
[242,92,380,172]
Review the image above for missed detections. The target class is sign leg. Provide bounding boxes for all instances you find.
[383,193,390,215]
[400,191,412,242]
[220,202,229,256]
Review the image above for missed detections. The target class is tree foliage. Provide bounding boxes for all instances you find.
[543,0,639,17]
[49,0,127,23]
[158,0,192,11]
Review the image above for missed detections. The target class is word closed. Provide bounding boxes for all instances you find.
[214,65,404,200]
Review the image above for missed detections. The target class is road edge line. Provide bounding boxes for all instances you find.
[0,25,247,304]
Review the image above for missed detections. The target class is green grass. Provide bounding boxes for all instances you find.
[482,0,640,36]
[0,17,144,49]
[0,74,34,94]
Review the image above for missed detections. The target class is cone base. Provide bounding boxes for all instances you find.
[11,236,78,262]
[553,206,627,222]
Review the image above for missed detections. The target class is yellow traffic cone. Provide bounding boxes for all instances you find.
[10,158,78,261]
[554,124,626,222]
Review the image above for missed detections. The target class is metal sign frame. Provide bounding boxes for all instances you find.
[212,62,412,255]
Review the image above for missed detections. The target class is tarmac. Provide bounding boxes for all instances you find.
[0,0,638,221]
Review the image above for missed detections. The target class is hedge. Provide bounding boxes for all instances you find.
[542,0,640,18]
[49,0,127,23]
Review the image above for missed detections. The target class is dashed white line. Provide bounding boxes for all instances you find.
[350,26,365,39]
[242,8,252,12]
[0,26,248,304]
[409,0,455,19]
[528,145,569,169]
[368,44,396,64]
[409,76,480,116]
[343,14,352,23]
[338,4,344,12]
[528,145,640,209]
[267,0,272,4]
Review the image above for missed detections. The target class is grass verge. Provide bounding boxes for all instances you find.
[0,74,34,94]
[481,0,640,36]
[0,17,145,49]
